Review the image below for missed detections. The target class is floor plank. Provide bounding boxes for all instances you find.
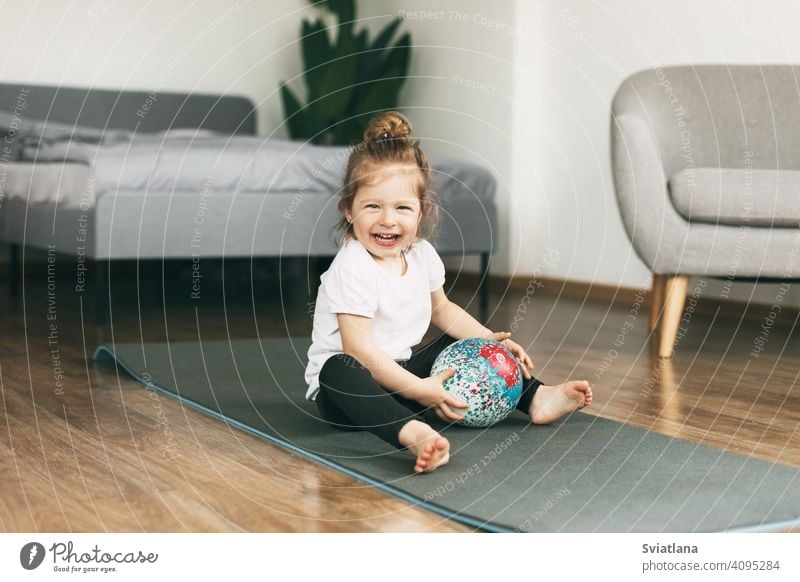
[1,261,798,531]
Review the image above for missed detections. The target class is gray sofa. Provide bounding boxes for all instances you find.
[611,65,800,357]
[0,83,497,323]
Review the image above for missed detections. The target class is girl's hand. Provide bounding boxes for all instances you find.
[411,368,469,422]
[490,331,535,380]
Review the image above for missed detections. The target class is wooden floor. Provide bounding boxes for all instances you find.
[1,259,798,532]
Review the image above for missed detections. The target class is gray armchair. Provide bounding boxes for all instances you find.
[611,65,800,357]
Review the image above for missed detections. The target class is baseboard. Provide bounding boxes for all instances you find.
[457,270,799,329]
[3,261,797,328]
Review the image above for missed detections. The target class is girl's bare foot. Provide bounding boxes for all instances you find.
[398,420,450,473]
[529,380,592,424]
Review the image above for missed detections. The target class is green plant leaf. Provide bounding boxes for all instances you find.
[352,27,368,54]
[371,17,402,52]
[304,101,331,144]
[363,28,410,92]
[382,32,412,80]
[280,82,310,139]
[359,75,406,114]
[315,0,355,26]
[311,30,359,132]
[288,4,412,145]
[353,18,401,90]
[348,23,407,114]
[338,29,412,144]
[355,35,412,116]
[301,18,333,99]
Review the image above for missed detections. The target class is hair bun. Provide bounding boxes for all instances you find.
[363,111,412,142]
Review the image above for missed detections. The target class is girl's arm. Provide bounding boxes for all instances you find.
[338,312,468,418]
[430,288,493,340]
[338,312,427,397]
[431,288,535,379]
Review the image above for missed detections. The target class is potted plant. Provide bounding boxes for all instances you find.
[280,0,412,145]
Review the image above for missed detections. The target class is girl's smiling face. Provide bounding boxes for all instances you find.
[346,165,422,262]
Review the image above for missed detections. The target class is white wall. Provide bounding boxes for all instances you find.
[360,0,517,275]
[3,0,799,307]
[0,0,308,136]
[513,0,800,306]
[1,0,515,276]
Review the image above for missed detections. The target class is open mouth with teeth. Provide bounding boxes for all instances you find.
[372,233,401,246]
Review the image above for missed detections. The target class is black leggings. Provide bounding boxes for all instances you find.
[315,333,543,448]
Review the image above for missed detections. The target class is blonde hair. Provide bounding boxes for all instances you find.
[333,111,440,249]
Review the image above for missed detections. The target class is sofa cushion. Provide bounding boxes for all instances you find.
[668,168,800,227]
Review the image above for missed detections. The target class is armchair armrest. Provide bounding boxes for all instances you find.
[610,112,689,273]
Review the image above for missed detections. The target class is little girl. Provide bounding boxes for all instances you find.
[304,112,592,474]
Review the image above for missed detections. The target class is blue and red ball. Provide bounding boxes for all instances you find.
[431,337,524,427]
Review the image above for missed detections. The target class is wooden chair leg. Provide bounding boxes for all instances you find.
[658,275,689,358]
[649,274,666,331]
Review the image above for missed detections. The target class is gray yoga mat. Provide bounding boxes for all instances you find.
[93,337,800,532]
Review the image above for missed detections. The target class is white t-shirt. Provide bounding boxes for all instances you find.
[304,237,446,400]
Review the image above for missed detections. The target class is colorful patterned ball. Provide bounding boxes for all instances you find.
[430,337,523,428]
